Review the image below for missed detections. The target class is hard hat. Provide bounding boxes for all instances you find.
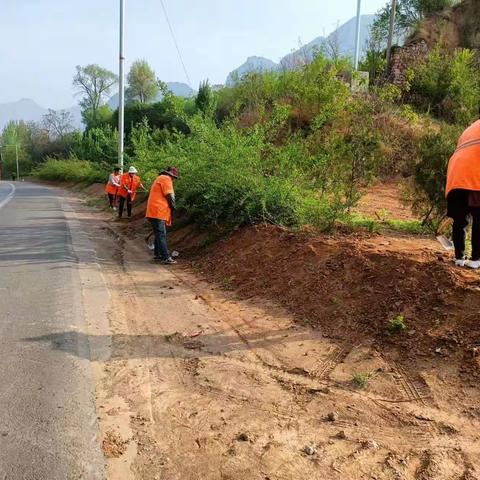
[128,166,138,174]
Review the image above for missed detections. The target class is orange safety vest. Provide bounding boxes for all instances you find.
[105,173,121,195]
[118,173,142,201]
[446,120,480,196]
[145,174,175,225]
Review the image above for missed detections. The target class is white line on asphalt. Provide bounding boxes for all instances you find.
[0,182,15,210]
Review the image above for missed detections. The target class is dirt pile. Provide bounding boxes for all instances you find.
[193,225,480,363]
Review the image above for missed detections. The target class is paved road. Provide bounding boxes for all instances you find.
[0,182,105,479]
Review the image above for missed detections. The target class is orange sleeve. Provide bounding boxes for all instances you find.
[161,176,174,196]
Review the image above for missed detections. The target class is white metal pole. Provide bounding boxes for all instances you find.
[386,0,397,68]
[354,0,362,70]
[118,0,125,172]
[15,144,19,180]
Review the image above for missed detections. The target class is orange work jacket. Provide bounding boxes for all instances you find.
[105,173,121,195]
[145,174,175,225]
[118,173,142,201]
[446,120,480,196]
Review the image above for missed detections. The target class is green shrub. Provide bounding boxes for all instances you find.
[409,46,480,125]
[34,158,104,183]
[127,115,358,231]
[388,314,407,333]
[70,125,119,165]
[352,372,372,389]
[409,123,463,227]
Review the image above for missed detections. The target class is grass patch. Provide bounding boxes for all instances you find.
[352,372,373,389]
[344,214,428,235]
[388,314,407,333]
[221,276,234,291]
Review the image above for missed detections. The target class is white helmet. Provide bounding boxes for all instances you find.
[128,166,138,174]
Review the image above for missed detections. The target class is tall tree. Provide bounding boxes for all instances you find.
[0,121,31,177]
[73,64,117,126]
[43,109,74,139]
[195,80,216,117]
[126,60,160,104]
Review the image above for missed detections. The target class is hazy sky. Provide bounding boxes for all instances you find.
[0,0,387,109]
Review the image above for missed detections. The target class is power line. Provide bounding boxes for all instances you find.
[159,0,192,88]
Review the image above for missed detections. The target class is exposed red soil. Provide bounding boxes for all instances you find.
[58,181,480,478]
[193,225,480,366]
[355,179,415,221]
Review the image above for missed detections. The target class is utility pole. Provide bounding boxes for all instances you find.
[386,0,397,69]
[118,0,125,172]
[15,144,19,180]
[354,0,362,70]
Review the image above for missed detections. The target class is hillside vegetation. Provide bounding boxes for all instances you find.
[4,0,480,232]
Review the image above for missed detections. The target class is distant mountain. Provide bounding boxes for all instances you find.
[226,15,376,84]
[166,82,195,98]
[226,56,278,86]
[280,15,375,69]
[0,99,46,130]
[107,82,195,110]
[0,98,82,131]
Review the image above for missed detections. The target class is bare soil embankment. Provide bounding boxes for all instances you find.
[63,181,480,479]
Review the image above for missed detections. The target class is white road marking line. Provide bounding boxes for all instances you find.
[0,183,15,210]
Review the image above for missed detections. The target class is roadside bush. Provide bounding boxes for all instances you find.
[128,116,356,231]
[34,158,104,183]
[408,122,463,226]
[409,46,480,125]
[111,94,192,137]
[216,53,350,132]
[70,125,119,166]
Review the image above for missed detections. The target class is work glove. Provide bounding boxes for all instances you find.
[166,193,176,211]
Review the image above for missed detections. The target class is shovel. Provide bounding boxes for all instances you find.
[436,235,454,251]
[436,217,454,251]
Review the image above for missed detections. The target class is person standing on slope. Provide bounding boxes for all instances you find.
[118,166,145,219]
[446,119,480,269]
[105,167,121,210]
[145,166,178,264]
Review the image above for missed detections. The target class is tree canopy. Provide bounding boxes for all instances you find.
[126,60,161,104]
[73,64,117,127]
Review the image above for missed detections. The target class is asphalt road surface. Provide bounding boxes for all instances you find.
[0,182,105,479]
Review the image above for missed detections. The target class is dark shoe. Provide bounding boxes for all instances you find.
[163,257,177,265]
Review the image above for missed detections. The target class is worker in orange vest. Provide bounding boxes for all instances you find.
[118,166,145,219]
[105,167,121,210]
[446,119,480,269]
[145,166,178,264]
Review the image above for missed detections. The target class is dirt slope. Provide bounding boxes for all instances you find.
[62,186,480,480]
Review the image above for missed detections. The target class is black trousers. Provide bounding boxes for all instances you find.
[452,212,480,260]
[448,189,480,260]
[118,195,132,218]
[107,193,116,208]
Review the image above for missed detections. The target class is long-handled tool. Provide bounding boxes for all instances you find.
[144,231,179,257]
[436,217,454,251]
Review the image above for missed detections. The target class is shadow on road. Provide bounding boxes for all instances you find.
[23,328,315,362]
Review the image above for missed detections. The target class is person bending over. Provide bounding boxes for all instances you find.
[118,166,144,219]
[446,119,480,269]
[145,166,178,264]
[105,167,121,209]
